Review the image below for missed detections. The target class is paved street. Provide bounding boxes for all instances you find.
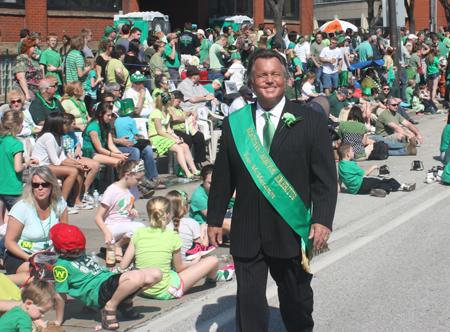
[2,110,450,331]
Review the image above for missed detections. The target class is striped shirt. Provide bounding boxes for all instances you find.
[65,50,86,84]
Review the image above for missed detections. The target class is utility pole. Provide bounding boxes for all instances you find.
[389,0,401,91]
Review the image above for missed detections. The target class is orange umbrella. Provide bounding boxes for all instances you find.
[319,20,358,33]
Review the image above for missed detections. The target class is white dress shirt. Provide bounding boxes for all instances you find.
[255,97,286,144]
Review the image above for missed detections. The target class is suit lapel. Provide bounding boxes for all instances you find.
[270,99,298,157]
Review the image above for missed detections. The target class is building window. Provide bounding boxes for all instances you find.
[47,0,121,11]
[0,0,25,9]
[264,0,299,20]
[208,0,253,18]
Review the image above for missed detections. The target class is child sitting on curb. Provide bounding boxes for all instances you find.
[50,223,162,331]
[337,144,416,197]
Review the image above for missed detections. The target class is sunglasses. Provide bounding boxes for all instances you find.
[383,88,390,90]
[32,182,51,188]
[10,99,22,104]
[390,104,399,107]
[48,84,58,88]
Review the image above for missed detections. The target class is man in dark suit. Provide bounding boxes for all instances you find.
[207,49,338,332]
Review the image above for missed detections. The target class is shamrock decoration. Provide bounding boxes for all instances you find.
[281,112,303,129]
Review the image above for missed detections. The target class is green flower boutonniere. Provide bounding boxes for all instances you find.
[281,112,303,130]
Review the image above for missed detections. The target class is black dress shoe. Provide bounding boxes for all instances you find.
[409,119,419,125]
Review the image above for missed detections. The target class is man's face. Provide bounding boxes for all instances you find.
[316,34,323,43]
[330,39,337,49]
[250,57,286,107]
[346,89,354,99]
[336,93,345,101]
[47,38,58,48]
[108,32,117,41]
[387,101,399,113]
[213,82,221,90]
[46,81,58,97]
[192,74,200,84]
[245,29,251,37]
[86,32,93,42]
[228,27,234,35]
[201,174,212,194]
[382,86,390,96]
[131,31,142,40]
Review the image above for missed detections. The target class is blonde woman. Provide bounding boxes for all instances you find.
[286,48,303,90]
[61,81,90,133]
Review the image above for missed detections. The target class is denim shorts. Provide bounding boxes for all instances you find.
[322,72,339,89]
[427,72,440,80]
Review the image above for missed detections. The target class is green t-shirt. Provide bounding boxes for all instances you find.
[285,85,299,99]
[0,135,24,195]
[292,58,302,80]
[209,42,225,71]
[83,121,111,151]
[189,185,208,224]
[163,44,180,68]
[346,96,360,105]
[54,253,113,308]
[199,39,211,63]
[329,94,349,117]
[355,41,373,63]
[427,56,440,75]
[288,42,295,49]
[65,50,85,84]
[338,160,365,194]
[28,96,65,125]
[203,83,215,94]
[106,58,131,91]
[131,227,183,297]
[148,108,170,137]
[440,125,450,152]
[18,41,22,55]
[227,34,234,47]
[169,106,186,132]
[323,39,330,46]
[441,160,450,183]
[409,53,421,73]
[39,49,63,84]
[405,86,414,105]
[375,110,405,137]
[0,306,33,332]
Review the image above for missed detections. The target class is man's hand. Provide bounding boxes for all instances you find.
[308,224,331,249]
[417,133,424,144]
[208,224,223,248]
[118,136,134,147]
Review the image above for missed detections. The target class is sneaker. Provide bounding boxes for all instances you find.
[185,243,202,261]
[200,245,216,256]
[402,183,416,191]
[431,166,438,177]
[406,137,417,155]
[73,203,94,210]
[425,170,436,184]
[206,264,235,282]
[82,192,95,204]
[436,167,444,181]
[68,207,79,215]
[370,189,387,197]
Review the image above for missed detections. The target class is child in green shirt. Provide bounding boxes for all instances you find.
[337,144,415,197]
[50,223,162,331]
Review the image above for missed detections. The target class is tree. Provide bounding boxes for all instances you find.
[438,0,450,31]
[404,0,416,34]
[367,0,383,32]
[266,0,285,45]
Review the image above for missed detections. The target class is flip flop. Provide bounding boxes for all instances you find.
[100,308,119,331]
[115,255,123,263]
[156,184,166,189]
[117,300,141,320]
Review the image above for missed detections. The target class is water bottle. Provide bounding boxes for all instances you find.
[91,251,99,264]
[106,242,116,268]
[93,190,99,207]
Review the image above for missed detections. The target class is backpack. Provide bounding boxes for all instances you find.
[21,251,58,288]
[368,141,389,160]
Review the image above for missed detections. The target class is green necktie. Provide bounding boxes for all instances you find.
[263,111,275,153]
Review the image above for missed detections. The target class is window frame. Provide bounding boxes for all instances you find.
[264,0,299,21]
[47,0,122,12]
[0,0,25,9]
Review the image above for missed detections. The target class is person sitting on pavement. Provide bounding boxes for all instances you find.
[151,74,171,101]
[328,87,349,122]
[378,83,418,125]
[95,159,147,266]
[32,113,93,213]
[168,91,207,170]
[178,65,219,113]
[228,85,254,114]
[439,113,450,162]
[3,167,68,286]
[374,97,423,154]
[51,223,162,331]
[337,143,416,197]
[29,78,65,126]
[119,196,234,301]
[122,71,155,118]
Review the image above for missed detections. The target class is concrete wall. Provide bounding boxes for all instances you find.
[314,1,368,24]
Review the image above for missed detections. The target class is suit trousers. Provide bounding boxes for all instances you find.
[234,252,314,332]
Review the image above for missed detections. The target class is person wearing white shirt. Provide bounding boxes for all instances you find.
[122,71,155,118]
[319,37,342,96]
[228,85,254,114]
[224,53,246,90]
[294,35,311,72]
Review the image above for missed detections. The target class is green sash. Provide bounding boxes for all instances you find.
[229,104,314,271]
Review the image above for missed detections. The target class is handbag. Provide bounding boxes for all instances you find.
[134,139,151,153]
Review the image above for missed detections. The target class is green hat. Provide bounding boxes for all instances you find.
[130,71,146,82]
[230,52,241,60]
[335,30,340,34]
[362,87,372,96]
[118,99,136,116]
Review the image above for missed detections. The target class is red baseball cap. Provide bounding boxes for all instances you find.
[50,223,86,253]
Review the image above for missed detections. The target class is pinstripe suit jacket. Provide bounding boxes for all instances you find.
[207,98,338,259]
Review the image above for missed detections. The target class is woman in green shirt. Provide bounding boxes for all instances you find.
[426,47,444,104]
[149,41,170,90]
[286,49,303,91]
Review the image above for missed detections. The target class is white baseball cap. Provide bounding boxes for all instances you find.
[408,34,418,39]
[196,29,205,37]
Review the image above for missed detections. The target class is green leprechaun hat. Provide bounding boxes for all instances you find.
[362,87,372,96]
[118,98,136,116]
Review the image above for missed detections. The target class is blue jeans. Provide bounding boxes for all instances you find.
[370,135,409,156]
[118,146,158,180]
[0,194,20,211]
[313,66,324,93]
[401,67,408,102]
[397,105,411,121]
[207,70,224,82]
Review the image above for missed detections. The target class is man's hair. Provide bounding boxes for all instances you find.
[130,27,142,35]
[247,49,289,87]
[337,144,352,159]
[382,83,390,88]
[387,97,397,105]
[363,33,371,41]
[122,24,131,35]
[46,33,58,41]
[407,78,416,87]
[153,40,165,51]
[111,45,127,59]
[30,31,42,39]
[330,37,338,43]
[184,22,193,30]
[155,74,168,88]
[80,28,92,37]
[222,26,229,34]
[20,29,30,39]
[288,31,298,42]
[200,164,214,180]
[419,84,427,90]
[100,92,115,101]
[21,280,58,308]
[147,35,158,47]
[258,23,265,30]
[70,35,85,51]
[167,33,177,43]
[38,79,52,94]
[347,84,355,92]
[104,82,121,93]
[217,35,228,43]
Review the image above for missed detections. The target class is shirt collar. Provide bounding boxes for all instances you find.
[256,97,286,119]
